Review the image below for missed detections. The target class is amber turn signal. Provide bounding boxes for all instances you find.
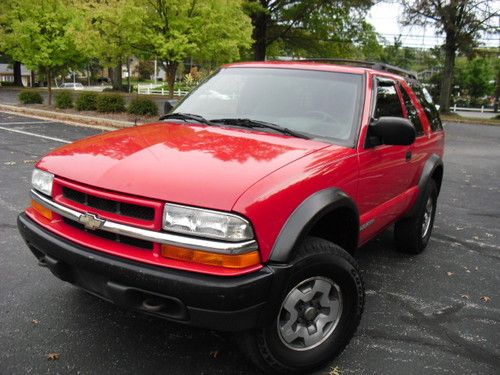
[161,244,260,269]
[31,200,53,220]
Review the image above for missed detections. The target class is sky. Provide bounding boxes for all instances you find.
[367,2,500,49]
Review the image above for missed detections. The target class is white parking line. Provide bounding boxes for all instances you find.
[0,126,71,143]
[0,121,49,125]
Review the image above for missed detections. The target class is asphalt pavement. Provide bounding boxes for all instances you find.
[0,112,498,374]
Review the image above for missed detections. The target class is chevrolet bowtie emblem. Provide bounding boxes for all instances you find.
[78,213,105,230]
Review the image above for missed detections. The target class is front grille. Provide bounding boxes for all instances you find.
[63,187,155,221]
[63,218,154,250]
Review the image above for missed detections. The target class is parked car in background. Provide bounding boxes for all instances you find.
[59,82,84,90]
[18,60,444,374]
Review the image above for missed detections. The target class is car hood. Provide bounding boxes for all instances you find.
[38,122,330,210]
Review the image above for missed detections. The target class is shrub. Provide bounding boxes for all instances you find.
[76,92,98,111]
[55,91,73,109]
[127,97,158,116]
[96,93,126,113]
[19,90,43,104]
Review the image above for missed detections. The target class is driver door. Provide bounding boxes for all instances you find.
[357,77,417,243]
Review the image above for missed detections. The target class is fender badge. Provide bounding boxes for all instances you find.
[79,213,105,231]
[360,219,375,232]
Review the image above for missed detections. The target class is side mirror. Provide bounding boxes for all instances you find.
[368,117,416,146]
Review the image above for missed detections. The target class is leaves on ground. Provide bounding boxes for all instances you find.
[329,366,342,375]
[461,294,470,300]
[209,350,219,359]
[31,319,40,324]
[447,272,454,276]
[480,296,491,303]
[47,353,60,361]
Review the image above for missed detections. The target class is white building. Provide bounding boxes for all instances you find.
[0,63,32,86]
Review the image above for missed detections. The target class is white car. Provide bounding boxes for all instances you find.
[59,83,84,90]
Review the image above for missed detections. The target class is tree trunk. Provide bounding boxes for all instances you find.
[13,61,24,87]
[165,61,179,97]
[494,64,500,113]
[439,41,456,114]
[251,7,269,61]
[127,58,131,93]
[112,63,122,91]
[47,69,52,106]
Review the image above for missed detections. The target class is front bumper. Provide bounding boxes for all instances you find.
[18,213,287,332]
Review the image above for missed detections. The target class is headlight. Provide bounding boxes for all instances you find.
[163,203,254,241]
[31,168,54,196]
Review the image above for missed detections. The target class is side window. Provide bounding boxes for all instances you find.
[374,79,404,118]
[410,82,443,132]
[400,87,424,136]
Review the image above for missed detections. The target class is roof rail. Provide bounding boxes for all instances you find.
[287,58,418,80]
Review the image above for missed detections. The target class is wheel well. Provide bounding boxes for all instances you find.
[307,207,358,254]
[431,165,443,195]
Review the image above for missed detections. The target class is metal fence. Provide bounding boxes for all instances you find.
[137,83,189,96]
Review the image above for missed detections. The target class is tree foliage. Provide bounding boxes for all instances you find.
[402,0,499,113]
[142,0,253,96]
[0,0,86,103]
[75,0,148,90]
[246,0,376,60]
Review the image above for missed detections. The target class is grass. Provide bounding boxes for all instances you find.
[441,113,500,126]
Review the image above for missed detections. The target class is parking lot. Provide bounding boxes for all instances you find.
[0,111,498,374]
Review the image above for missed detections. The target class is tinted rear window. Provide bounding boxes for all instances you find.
[400,87,424,136]
[410,82,443,132]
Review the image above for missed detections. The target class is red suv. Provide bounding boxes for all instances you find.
[18,60,444,374]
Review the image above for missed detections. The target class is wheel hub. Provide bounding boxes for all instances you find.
[277,276,343,351]
[303,306,318,321]
[422,197,433,238]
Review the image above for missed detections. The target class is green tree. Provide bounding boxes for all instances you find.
[463,58,493,99]
[402,0,498,113]
[0,0,85,104]
[75,0,148,91]
[246,0,374,60]
[142,0,252,96]
[380,37,418,69]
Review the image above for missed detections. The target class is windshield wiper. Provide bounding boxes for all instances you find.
[160,112,217,127]
[210,118,310,139]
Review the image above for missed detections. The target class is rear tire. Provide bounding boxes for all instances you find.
[239,237,364,374]
[394,180,437,254]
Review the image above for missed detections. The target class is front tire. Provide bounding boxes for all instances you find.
[240,237,364,374]
[394,179,438,254]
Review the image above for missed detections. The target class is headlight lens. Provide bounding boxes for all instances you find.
[31,168,54,196]
[163,203,254,241]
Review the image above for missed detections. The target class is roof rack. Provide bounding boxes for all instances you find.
[286,58,418,80]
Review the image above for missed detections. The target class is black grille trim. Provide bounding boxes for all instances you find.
[63,218,154,250]
[62,187,155,221]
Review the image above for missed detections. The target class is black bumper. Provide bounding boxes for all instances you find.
[17,213,287,332]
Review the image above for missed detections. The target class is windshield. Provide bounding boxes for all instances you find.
[174,67,364,143]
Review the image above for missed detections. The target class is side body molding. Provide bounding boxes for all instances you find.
[269,188,359,263]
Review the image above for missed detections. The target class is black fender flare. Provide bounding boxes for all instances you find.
[406,153,443,218]
[269,188,359,263]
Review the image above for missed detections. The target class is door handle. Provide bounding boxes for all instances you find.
[405,150,412,162]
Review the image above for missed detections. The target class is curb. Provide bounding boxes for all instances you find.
[0,104,135,129]
[442,120,500,127]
